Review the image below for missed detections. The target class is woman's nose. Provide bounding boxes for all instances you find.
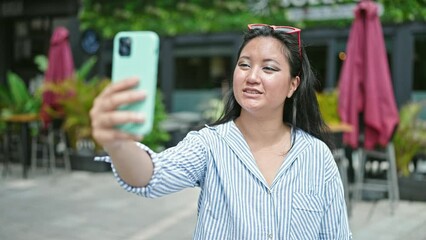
[246,68,260,84]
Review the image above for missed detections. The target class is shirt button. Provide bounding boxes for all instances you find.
[268,233,273,239]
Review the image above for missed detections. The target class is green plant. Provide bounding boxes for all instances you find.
[394,101,426,177]
[79,0,289,38]
[42,57,108,151]
[316,89,341,125]
[79,0,426,38]
[0,71,42,118]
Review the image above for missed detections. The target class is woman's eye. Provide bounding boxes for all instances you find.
[238,63,250,68]
[263,66,278,72]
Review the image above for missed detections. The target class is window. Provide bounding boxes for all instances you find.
[13,17,51,81]
[413,34,426,91]
[412,33,426,120]
[175,56,231,90]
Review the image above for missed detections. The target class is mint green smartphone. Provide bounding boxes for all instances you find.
[112,31,160,136]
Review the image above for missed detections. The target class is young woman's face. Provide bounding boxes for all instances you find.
[233,36,299,115]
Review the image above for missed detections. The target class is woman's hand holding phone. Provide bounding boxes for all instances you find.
[90,77,156,187]
[90,77,147,151]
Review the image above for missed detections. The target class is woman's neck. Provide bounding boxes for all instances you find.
[234,112,291,147]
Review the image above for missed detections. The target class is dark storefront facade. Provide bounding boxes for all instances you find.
[151,21,426,114]
[0,0,81,85]
[1,0,426,116]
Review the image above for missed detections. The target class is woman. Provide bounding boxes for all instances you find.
[91,24,352,239]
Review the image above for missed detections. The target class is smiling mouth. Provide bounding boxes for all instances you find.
[243,89,262,94]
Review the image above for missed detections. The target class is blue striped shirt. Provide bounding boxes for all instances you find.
[97,120,352,239]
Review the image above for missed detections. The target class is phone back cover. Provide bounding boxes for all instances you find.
[112,31,159,136]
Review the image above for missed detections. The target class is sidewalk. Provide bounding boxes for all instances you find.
[1,164,426,240]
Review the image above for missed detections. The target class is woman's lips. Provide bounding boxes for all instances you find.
[243,88,262,94]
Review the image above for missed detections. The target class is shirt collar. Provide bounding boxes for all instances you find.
[205,121,312,188]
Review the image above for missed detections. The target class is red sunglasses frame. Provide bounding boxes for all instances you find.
[248,23,302,58]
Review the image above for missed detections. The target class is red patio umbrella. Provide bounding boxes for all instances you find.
[41,26,75,128]
[338,0,399,149]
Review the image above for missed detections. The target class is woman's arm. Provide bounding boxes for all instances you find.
[103,140,154,187]
[90,77,154,187]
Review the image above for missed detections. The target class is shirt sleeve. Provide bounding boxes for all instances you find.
[94,131,208,198]
[319,170,353,240]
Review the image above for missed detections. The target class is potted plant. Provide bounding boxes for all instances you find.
[0,71,42,138]
[394,101,426,201]
[44,58,107,148]
[0,71,42,120]
[42,56,110,171]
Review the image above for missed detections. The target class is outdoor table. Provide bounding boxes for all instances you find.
[328,122,353,144]
[3,113,39,178]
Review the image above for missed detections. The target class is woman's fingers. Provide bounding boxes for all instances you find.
[90,77,149,147]
[100,77,140,97]
[92,111,145,129]
[90,77,146,117]
[92,127,143,146]
[94,88,146,113]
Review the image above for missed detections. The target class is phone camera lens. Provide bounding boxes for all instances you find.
[119,37,131,56]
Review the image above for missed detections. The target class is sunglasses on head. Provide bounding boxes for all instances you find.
[248,24,302,58]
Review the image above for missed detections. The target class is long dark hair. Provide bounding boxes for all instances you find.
[213,26,334,149]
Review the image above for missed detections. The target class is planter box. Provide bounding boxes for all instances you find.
[399,175,426,201]
[70,151,111,172]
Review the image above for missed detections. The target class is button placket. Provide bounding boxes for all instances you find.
[266,188,274,240]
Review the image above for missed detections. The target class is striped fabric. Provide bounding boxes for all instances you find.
[96,121,352,239]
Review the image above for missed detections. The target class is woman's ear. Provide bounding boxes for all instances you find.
[287,76,301,98]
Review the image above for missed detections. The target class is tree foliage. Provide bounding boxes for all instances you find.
[79,0,426,38]
[381,0,426,23]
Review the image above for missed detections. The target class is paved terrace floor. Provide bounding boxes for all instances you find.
[1,164,426,240]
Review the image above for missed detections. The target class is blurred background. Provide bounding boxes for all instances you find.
[0,0,426,239]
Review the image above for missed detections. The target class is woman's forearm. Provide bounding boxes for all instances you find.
[105,141,154,187]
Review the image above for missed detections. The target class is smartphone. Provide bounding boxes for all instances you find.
[112,31,160,136]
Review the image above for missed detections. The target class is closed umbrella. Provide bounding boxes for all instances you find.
[338,0,399,149]
[41,26,75,128]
